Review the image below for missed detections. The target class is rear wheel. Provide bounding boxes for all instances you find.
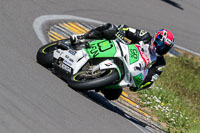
[68,69,120,91]
[36,42,58,68]
[101,88,122,100]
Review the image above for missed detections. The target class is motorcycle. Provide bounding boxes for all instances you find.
[36,34,156,100]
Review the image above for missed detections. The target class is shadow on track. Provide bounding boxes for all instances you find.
[47,69,164,132]
[161,0,184,10]
[80,90,166,133]
[83,91,146,125]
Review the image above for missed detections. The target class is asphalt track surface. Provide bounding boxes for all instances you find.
[0,0,200,133]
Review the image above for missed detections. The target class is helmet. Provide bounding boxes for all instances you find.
[152,29,175,56]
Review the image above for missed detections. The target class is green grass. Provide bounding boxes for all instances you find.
[137,55,200,132]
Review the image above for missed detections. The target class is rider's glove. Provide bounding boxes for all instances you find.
[116,28,126,40]
[116,28,132,43]
[70,34,85,45]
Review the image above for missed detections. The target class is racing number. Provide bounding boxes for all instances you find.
[89,40,114,58]
[130,49,138,59]
[98,40,113,52]
[128,45,139,64]
[90,45,99,57]
[133,73,143,87]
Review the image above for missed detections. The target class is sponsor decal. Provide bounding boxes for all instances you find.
[105,62,113,66]
[128,45,139,64]
[65,55,74,63]
[56,49,61,54]
[62,63,72,73]
[151,74,159,81]
[134,63,142,71]
[133,73,144,87]
[63,59,72,66]
[139,30,147,36]
[135,45,150,67]
[68,49,77,55]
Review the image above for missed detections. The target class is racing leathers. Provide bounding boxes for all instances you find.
[72,23,166,91]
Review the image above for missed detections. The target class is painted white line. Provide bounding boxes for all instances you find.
[174,45,200,56]
[33,15,104,45]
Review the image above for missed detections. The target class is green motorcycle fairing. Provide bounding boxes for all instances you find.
[85,40,117,58]
[84,39,146,88]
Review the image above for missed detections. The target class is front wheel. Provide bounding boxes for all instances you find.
[36,42,58,68]
[68,69,120,91]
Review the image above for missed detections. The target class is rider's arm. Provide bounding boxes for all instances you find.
[72,23,152,44]
[140,56,166,89]
[84,23,117,40]
[117,24,152,44]
[130,56,166,91]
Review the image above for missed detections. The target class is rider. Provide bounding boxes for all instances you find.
[70,23,175,91]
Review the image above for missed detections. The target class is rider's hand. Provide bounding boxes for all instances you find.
[116,28,132,43]
[116,28,126,40]
[70,34,79,45]
[70,34,85,45]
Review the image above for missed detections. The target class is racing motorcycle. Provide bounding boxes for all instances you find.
[36,34,156,100]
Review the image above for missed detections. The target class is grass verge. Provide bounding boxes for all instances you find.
[136,55,200,132]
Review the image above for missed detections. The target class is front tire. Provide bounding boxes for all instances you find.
[36,42,58,68]
[68,69,120,91]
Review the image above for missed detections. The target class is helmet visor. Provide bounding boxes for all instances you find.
[154,34,164,47]
[154,34,172,55]
[156,43,171,55]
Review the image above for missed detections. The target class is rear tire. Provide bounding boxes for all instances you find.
[68,69,119,91]
[36,42,58,68]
